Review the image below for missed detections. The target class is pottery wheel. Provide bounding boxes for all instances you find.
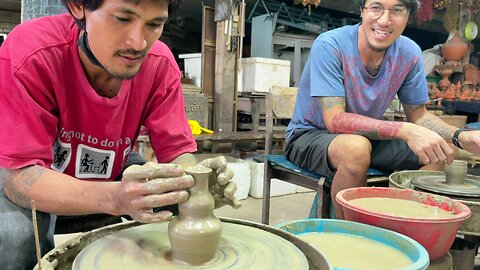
[412,175,480,197]
[73,222,309,270]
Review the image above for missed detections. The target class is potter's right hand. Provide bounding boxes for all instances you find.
[400,123,454,165]
[117,162,194,223]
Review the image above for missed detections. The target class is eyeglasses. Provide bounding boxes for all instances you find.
[363,4,409,20]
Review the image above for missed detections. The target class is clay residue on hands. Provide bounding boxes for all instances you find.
[199,156,228,171]
[196,156,241,209]
[123,162,183,180]
[144,175,194,192]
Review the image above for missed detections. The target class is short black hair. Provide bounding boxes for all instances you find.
[62,0,181,29]
[360,0,419,19]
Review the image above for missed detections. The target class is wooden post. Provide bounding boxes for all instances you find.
[214,20,236,132]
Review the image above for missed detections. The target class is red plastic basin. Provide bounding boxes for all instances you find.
[336,187,471,260]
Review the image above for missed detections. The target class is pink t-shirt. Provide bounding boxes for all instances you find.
[0,14,196,181]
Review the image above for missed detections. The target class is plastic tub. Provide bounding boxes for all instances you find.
[336,187,471,260]
[276,218,429,270]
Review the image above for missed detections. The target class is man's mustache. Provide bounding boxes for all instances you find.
[116,49,147,57]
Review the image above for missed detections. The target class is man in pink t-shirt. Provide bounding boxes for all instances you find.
[0,1,238,269]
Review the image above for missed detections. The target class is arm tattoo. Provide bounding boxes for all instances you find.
[319,97,345,109]
[332,112,403,140]
[404,104,452,140]
[2,166,45,208]
[416,117,452,140]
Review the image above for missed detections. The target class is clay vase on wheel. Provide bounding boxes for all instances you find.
[168,165,222,265]
[444,160,467,185]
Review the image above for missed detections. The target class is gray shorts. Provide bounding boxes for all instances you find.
[285,129,421,179]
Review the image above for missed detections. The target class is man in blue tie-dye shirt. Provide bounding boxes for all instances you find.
[286,0,480,219]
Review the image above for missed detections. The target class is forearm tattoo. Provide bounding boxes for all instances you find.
[319,97,345,109]
[332,112,403,140]
[403,104,452,140]
[1,166,45,208]
[415,117,452,140]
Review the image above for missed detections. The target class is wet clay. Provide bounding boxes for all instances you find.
[298,232,412,270]
[349,197,455,218]
[444,160,468,185]
[168,165,222,265]
[72,222,308,269]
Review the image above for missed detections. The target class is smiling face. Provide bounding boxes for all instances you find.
[359,0,409,53]
[80,0,169,79]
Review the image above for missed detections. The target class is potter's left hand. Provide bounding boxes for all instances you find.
[458,130,480,154]
[199,156,242,209]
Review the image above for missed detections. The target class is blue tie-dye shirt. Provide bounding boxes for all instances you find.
[286,24,429,141]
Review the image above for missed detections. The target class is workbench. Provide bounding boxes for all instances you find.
[442,100,480,124]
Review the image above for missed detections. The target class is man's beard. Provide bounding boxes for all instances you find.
[368,42,387,53]
[104,50,147,80]
[104,67,139,80]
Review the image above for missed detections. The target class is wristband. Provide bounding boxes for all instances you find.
[452,128,470,149]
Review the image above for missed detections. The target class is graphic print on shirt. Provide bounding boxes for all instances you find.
[75,144,115,179]
[122,146,132,168]
[51,139,72,172]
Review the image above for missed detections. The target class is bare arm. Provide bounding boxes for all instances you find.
[319,97,454,164]
[402,104,456,141]
[2,165,118,214]
[2,162,192,223]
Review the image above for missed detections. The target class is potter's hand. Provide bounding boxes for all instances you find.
[119,162,194,223]
[199,156,242,209]
[457,130,480,155]
[400,123,454,165]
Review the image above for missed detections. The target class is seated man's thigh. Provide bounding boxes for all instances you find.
[285,129,337,178]
[0,179,55,270]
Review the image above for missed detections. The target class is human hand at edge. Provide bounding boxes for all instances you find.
[199,156,242,209]
[458,130,480,155]
[401,123,455,165]
[119,162,194,223]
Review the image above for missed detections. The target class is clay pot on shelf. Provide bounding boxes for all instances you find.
[465,64,479,85]
[444,83,456,100]
[429,83,443,99]
[472,89,480,101]
[460,81,474,101]
[455,81,462,99]
[168,165,222,265]
[437,68,453,91]
[441,32,469,62]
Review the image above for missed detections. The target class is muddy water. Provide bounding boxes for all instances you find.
[349,197,455,218]
[73,222,308,270]
[298,232,412,270]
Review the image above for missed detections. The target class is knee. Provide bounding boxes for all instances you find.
[331,136,372,169]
